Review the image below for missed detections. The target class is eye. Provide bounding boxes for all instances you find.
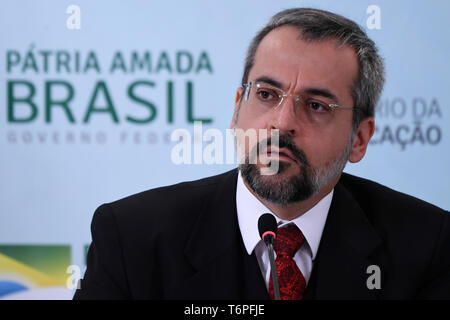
[308,101,330,113]
[256,89,276,101]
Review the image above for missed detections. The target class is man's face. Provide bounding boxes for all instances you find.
[233,26,363,205]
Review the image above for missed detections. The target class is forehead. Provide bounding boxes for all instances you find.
[249,26,359,99]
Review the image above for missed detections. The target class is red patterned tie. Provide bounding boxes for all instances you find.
[269,224,306,300]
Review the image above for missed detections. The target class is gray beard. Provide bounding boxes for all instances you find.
[239,133,353,206]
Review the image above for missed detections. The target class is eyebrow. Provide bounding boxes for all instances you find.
[253,76,284,89]
[303,88,339,103]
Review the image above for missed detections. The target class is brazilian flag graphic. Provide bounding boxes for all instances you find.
[0,245,71,299]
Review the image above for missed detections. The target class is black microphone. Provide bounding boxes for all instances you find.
[258,213,280,300]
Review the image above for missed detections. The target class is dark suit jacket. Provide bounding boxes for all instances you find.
[74,169,450,300]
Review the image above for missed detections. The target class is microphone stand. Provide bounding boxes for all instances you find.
[258,214,281,300]
[267,239,280,300]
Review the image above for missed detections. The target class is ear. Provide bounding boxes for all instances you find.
[348,117,375,163]
[230,87,243,130]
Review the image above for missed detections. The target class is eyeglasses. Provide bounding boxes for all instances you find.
[241,81,358,126]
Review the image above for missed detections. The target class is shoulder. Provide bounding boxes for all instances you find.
[339,172,447,215]
[339,172,449,236]
[338,173,450,298]
[91,169,238,234]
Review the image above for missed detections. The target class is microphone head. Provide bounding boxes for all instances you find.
[258,213,278,244]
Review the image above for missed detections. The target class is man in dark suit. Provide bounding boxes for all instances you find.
[74,8,450,300]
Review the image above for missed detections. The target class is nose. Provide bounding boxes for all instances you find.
[269,95,298,136]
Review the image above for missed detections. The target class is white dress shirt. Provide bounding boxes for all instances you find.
[236,171,333,289]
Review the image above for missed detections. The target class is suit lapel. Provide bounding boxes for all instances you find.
[305,179,383,300]
[179,169,268,299]
[172,170,383,299]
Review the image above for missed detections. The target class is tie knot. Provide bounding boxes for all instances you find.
[273,225,305,257]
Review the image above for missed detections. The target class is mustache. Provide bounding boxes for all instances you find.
[258,134,310,167]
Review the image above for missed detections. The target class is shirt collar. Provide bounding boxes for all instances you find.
[236,170,333,260]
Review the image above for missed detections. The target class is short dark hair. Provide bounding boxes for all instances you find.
[241,8,385,131]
